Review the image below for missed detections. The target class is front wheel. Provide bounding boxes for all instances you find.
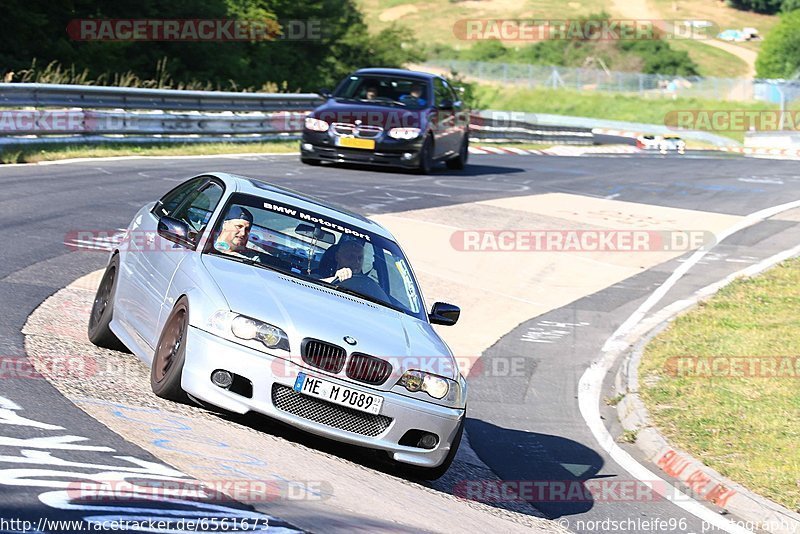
[151,297,190,402]
[88,254,127,351]
[301,157,322,166]
[417,135,434,175]
[446,136,469,170]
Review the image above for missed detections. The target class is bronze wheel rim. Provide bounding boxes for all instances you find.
[89,267,115,331]
[154,307,186,383]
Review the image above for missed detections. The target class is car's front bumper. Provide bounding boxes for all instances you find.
[181,326,465,468]
[301,131,424,168]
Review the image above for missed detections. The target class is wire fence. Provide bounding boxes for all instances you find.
[425,60,800,103]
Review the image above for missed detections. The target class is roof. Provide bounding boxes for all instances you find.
[208,172,394,240]
[352,68,439,81]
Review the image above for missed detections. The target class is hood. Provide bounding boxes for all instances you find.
[201,255,455,385]
[313,99,426,130]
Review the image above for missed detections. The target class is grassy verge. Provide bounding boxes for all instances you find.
[639,258,800,511]
[475,84,786,143]
[0,140,299,164]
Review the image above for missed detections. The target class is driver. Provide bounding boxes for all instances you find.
[321,238,364,283]
[213,206,262,261]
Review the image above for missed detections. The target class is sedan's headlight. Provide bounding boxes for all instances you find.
[305,117,329,132]
[397,370,453,400]
[387,127,421,140]
[208,311,289,351]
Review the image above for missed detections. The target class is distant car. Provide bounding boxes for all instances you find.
[300,68,470,173]
[659,135,686,154]
[88,172,466,479]
[636,134,685,154]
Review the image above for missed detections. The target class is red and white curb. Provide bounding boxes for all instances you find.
[469,145,642,156]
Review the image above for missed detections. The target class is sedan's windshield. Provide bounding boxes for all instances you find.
[206,193,426,320]
[333,75,430,110]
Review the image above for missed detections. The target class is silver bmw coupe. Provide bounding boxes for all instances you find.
[88,172,465,479]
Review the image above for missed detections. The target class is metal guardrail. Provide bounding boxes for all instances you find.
[0,83,322,111]
[0,83,595,147]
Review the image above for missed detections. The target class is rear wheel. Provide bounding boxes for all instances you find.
[88,254,127,351]
[151,297,190,402]
[446,136,469,170]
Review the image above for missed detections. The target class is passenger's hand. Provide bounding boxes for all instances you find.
[333,267,352,282]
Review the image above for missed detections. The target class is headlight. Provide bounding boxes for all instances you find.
[208,311,290,351]
[387,127,421,140]
[305,117,329,132]
[397,369,452,399]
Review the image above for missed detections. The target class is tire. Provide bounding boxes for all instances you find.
[446,136,469,170]
[88,254,127,351]
[396,410,465,481]
[301,157,321,166]
[151,297,190,402]
[417,135,434,175]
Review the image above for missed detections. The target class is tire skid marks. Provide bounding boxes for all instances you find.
[0,394,299,532]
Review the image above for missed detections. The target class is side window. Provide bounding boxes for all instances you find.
[172,182,224,232]
[443,79,459,104]
[154,178,203,218]
[433,78,450,107]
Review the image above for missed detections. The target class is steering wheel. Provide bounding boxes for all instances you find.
[336,274,390,302]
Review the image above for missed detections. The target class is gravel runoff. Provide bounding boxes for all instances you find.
[22,270,568,534]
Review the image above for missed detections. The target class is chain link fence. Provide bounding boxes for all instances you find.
[425,60,800,103]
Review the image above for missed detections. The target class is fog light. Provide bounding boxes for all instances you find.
[302,143,313,151]
[211,370,233,389]
[418,433,439,449]
[402,152,414,160]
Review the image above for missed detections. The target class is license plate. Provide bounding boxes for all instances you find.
[293,372,383,415]
[336,137,375,150]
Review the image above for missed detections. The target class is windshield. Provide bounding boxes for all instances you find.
[205,193,426,321]
[333,75,430,110]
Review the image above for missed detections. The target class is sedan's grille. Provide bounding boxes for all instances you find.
[301,339,346,374]
[332,122,383,138]
[271,384,392,437]
[346,353,392,385]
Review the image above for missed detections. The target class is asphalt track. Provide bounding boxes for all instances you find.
[1,150,799,533]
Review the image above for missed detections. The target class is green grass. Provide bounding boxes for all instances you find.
[0,140,299,164]
[475,84,787,143]
[639,257,800,512]
[668,39,749,78]
[356,0,609,48]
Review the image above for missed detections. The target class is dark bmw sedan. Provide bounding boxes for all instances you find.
[300,68,470,173]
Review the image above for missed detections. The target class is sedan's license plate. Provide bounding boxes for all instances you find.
[293,372,383,415]
[336,137,375,150]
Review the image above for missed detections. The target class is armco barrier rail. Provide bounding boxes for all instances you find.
[0,83,321,111]
[0,83,596,147]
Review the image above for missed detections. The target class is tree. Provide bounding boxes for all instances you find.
[727,0,783,14]
[0,0,424,91]
[755,9,800,78]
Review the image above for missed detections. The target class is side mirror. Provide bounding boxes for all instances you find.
[429,302,460,326]
[157,216,193,248]
[318,88,332,99]
[438,99,454,110]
